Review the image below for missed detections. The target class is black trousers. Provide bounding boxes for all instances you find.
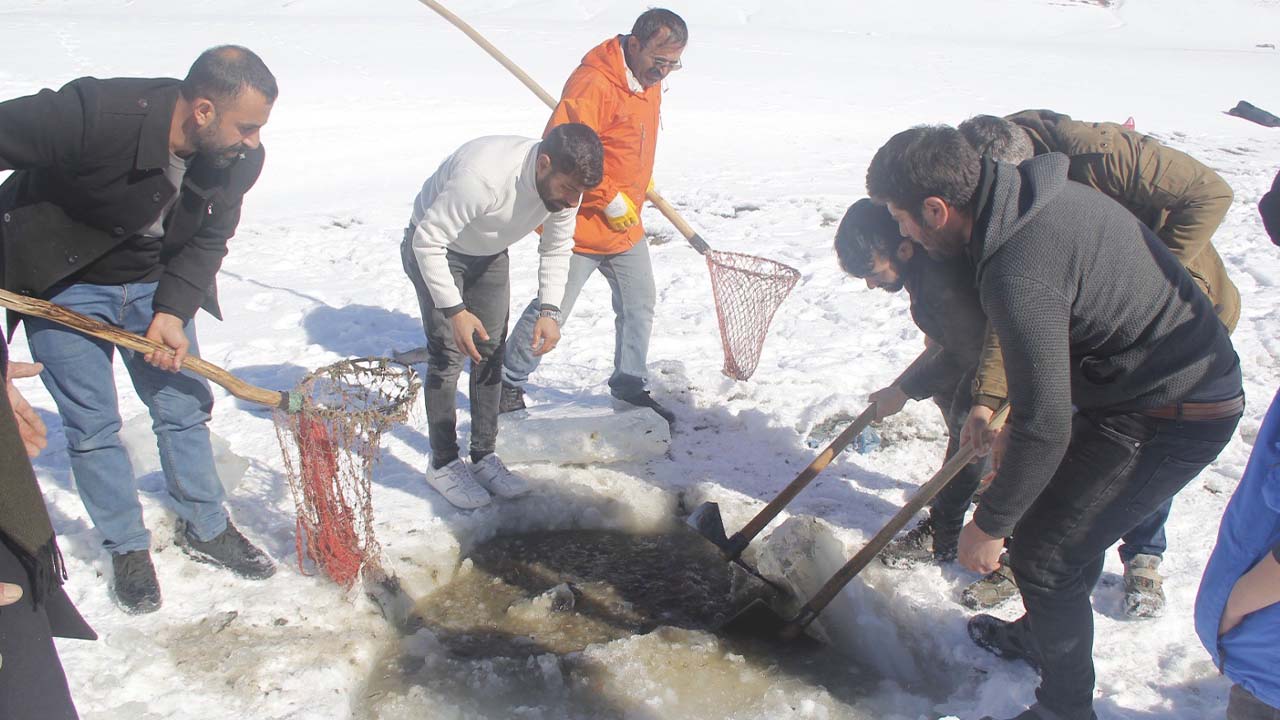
[1008,410,1239,720]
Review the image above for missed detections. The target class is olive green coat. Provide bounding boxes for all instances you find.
[972,109,1240,408]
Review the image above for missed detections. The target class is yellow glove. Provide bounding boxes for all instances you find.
[604,192,640,232]
[647,178,656,194]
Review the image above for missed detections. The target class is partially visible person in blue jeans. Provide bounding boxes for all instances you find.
[0,46,280,613]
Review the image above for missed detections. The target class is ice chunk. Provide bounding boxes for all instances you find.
[494,402,670,465]
[118,411,249,493]
[754,516,927,686]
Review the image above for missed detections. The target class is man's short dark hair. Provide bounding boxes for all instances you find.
[631,8,688,46]
[959,115,1034,164]
[182,45,278,105]
[866,125,980,221]
[834,199,905,278]
[543,123,604,187]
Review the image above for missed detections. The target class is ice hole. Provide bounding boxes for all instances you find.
[356,526,914,719]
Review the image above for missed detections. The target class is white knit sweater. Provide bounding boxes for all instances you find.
[408,136,577,310]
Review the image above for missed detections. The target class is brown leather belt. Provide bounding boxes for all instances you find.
[1140,395,1245,421]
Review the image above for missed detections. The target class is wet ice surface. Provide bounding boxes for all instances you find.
[358,529,884,719]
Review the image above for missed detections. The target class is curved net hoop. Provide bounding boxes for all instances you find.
[274,358,419,589]
[705,250,800,380]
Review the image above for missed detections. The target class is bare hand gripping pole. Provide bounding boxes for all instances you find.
[0,288,303,413]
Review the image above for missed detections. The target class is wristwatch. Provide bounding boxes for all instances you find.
[538,307,563,326]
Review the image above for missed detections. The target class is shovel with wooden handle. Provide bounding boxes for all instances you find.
[724,404,1010,642]
[687,403,880,562]
[0,288,304,413]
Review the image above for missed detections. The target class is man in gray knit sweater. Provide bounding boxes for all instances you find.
[868,126,1243,720]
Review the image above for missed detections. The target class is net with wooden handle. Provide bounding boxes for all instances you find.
[0,287,295,411]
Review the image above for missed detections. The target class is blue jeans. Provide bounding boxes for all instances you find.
[24,282,228,554]
[503,240,656,396]
[1009,409,1240,720]
[1117,497,1171,562]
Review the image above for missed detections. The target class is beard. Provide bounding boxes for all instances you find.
[916,225,964,259]
[194,121,246,169]
[536,174,572,212]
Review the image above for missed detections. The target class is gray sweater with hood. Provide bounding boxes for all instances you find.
[969,153,1241,539]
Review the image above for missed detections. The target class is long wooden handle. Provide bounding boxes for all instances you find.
[416,0,713,256]
[792,404,1011,630]
[0,288,295,411]
[729,403,879,555]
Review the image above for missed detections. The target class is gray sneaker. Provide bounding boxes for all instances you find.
[1122,553,1165,618]
[111,549,162,614]
[177,520,276,580]
[499,381,526,414]
[962,555,1020,609]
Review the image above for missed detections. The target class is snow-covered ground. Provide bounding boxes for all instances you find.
[3,0,1279,717]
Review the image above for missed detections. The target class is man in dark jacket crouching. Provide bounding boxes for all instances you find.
[867,126,1243,720]
[0,46,278,614]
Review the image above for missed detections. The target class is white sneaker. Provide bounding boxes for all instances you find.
[470,454,530,498]
[426,458,491,509]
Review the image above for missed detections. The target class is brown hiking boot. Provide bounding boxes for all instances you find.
[1122,553,1165,618]
[962,554,1020,609]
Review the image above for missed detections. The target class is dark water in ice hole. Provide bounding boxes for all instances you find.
[357,529,888,720]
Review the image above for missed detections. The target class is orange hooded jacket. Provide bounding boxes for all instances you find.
[544,36,662,256]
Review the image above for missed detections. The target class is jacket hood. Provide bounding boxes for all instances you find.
[581,36,634,94]
[972,153,1073,276]
[1007,108,1075,156]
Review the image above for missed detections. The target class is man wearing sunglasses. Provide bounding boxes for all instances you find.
[501,9,688,425]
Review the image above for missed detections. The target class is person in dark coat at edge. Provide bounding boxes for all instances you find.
[1,339,95,720]
[0,46,278,615]
[867,125,1243,720]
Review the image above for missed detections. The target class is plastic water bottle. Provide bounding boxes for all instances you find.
[853,426,881,454]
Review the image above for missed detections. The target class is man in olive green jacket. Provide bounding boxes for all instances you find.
[962,109,1239,330]
[957,109,1241,618]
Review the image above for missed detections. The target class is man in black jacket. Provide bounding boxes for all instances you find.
[834,198,997,570]
[867,126,1243,720]
[0,46,278,614]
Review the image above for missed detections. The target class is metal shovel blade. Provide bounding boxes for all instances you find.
[686,501,732,554]
[720,597,791,637]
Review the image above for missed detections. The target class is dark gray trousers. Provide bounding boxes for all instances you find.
[1230,685,1280,720]
[401,233,509,467]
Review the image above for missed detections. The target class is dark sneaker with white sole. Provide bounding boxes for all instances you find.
[111,549,162,614]
[880,516,958,568]
[611,389,675,425]
[177,520,276,580]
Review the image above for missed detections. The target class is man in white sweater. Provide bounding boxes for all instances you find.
[401,124,603,509]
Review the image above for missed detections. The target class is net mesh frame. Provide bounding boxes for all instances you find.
[274,357,419,589]
[704,249,800,380]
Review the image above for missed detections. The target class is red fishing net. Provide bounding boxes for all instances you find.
[704,250,801,380]
[275,358,419,589]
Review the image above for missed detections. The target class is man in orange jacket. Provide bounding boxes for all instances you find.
[501,9,687,424]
